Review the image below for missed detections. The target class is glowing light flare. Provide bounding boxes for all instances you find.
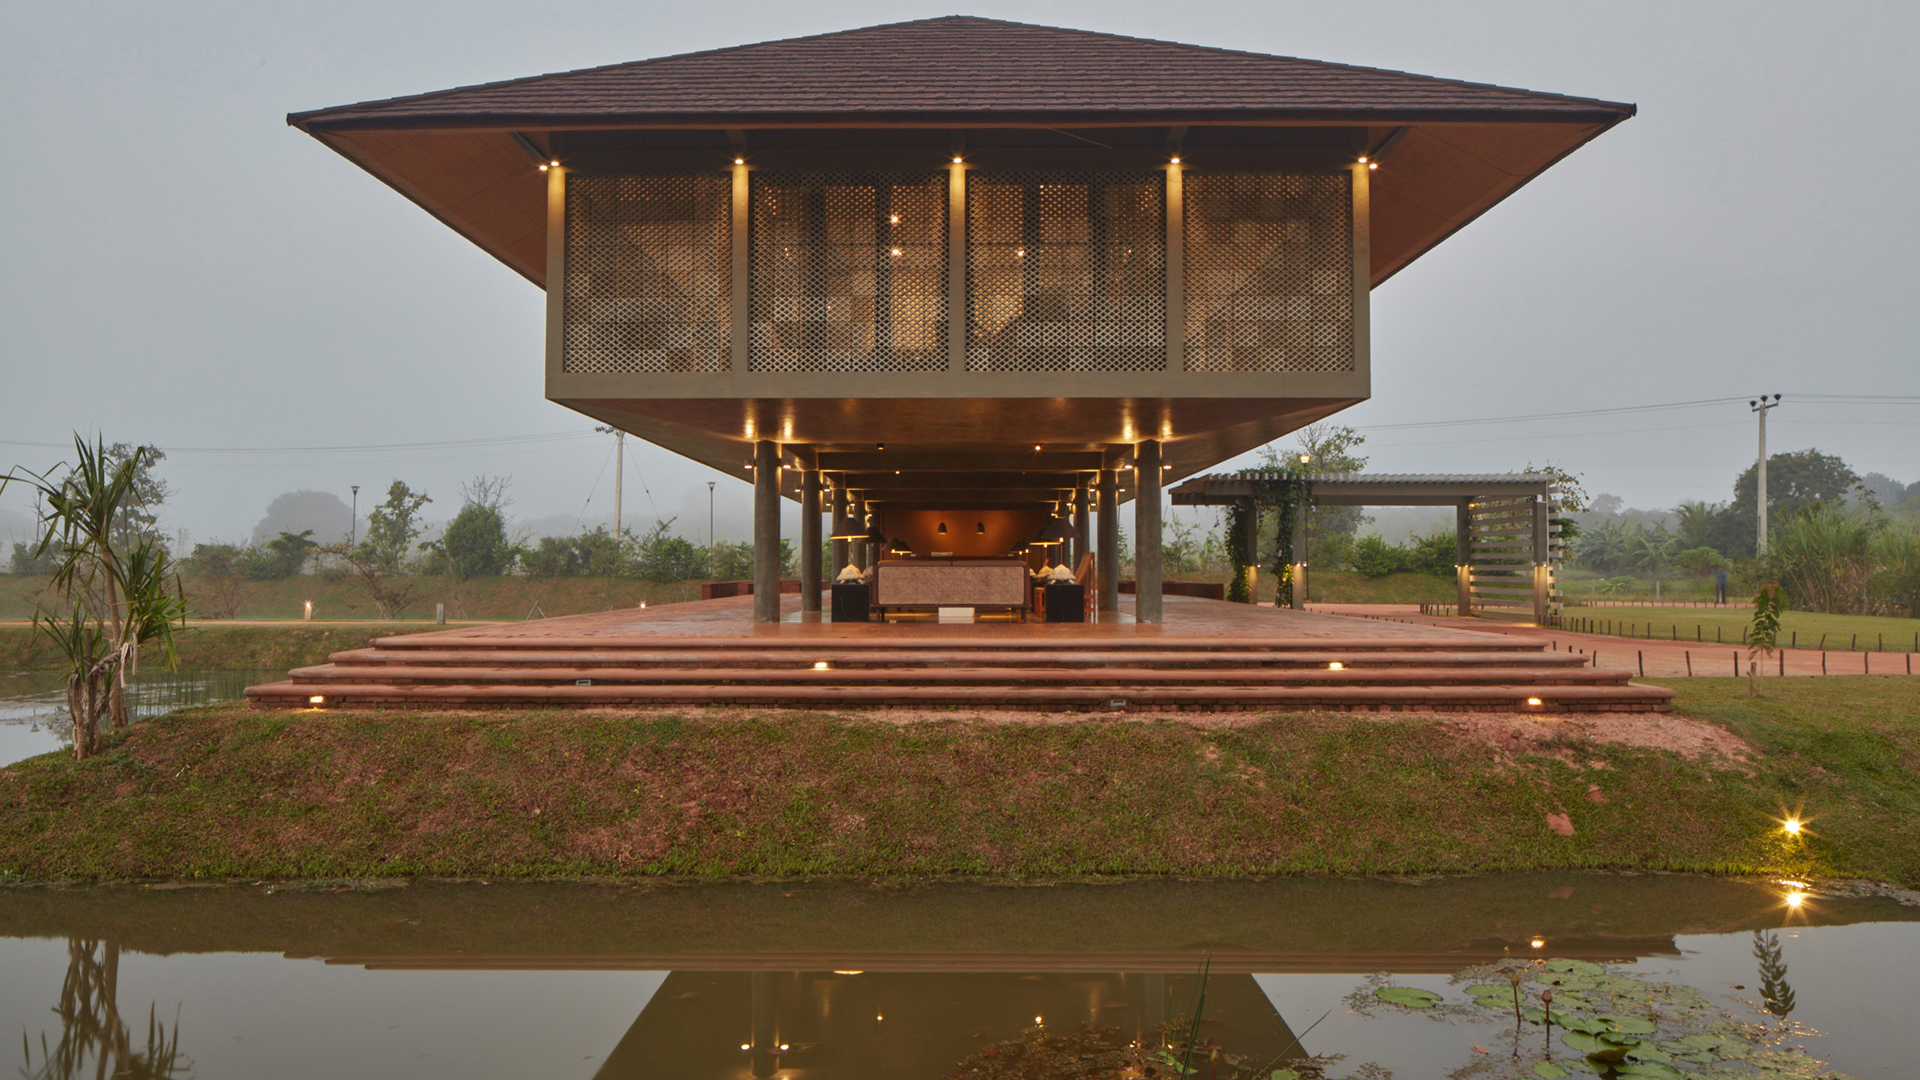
[1034,1015,1044,1025]
[1784,891,1806,909]
[1327,662,1343,671]
[814,661,831,671]
[308,695,325,705]
[1782,818,1803,836]
[1529,937,1545,949]
[1527,697,1544,706]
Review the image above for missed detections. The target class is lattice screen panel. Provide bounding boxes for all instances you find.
[967,171,1166,372]
[750,171,948,373]
[564,174,732,374]
[1467,497,1563,622]
[1183,172,1354,373]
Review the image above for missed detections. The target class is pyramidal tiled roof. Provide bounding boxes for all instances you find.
[291,16,1633,131]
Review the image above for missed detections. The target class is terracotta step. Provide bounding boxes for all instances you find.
[287,663,1634,689]
[319,647,1591,671]
[247,679,1675,713]
[363,634,1544,654]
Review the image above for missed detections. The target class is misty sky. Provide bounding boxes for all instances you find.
[3,0,1916,550]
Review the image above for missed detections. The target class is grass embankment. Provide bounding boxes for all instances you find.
[2,678,1913,885]
[1564,605,1920,652]
[0,574,707,623]
[0,623,485,672]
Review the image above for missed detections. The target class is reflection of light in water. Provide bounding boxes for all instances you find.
[1530,937,1545,949]
[1785,892,1806,908]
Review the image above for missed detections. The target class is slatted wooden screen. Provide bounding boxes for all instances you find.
[1467,496,1562,623]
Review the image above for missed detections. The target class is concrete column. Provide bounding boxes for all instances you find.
[752,440,780,623]
[1456,499,1474,617]
[1242,498,1260,603]
[1532,494,1552,625]
[1073,482,1091,567]
[829,485,848,575]
[800,468,822,613]
[1135,440,1163,623]
[1097,468,1119,616]
[852,495,868,570]
[1288,498,1307,611]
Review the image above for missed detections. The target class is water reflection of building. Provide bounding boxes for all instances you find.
[591,971,1297,1079]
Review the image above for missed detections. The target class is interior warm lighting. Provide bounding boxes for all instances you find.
[891,248,902,256]
[740,1043,750,1050]
[1358,156,1368,163]
[953,156,963,163]
[937,522,948,534]
[1034,444,1042,451]
[1169,155,1181,164]
[537,164,548,172]
[1034,1015,1044,1025]
[890,214,900,223]
[549,159,560,167]
[976,522,986,534]
[1529,937,1545,949]
[875,443,885,450]
[1298,454,1311,464]
[1527,697,1544,706]
[876,1014,884,1021]
[1369,162,1378,170]
[832,969,863,975]
[734,157,744,165]
[779,1043,789,1052]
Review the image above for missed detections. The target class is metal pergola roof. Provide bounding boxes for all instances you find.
[1170,472,1552,507]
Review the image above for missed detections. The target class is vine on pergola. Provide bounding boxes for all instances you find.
[1224,470,1314,607]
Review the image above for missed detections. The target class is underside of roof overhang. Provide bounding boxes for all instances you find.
[306,116,1617,290]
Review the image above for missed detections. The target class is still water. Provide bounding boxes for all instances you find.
[0,669,275,765]
[2,875,1914,1079]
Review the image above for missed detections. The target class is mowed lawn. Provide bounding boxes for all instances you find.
[2,678,1915,886]
[1564,605,1920,651]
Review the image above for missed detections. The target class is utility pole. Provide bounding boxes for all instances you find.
[595,426,625,536]
[1750,394,1781,555]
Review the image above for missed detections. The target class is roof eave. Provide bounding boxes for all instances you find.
[288,104,1635,134]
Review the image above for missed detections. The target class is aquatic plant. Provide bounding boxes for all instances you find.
[1355,956,1853,1080]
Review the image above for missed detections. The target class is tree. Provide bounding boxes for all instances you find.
[1349,534,1404,578]
[248,530,318,579]
[633,519,708,582]
[1733,449,1859,530]
[10,540,59,576]
[358,481,431,574]
[101,443,171,553]
[183,541,249,618]
[2,435,187,757]
[1266,424,1370,549]
[322,540,421,619]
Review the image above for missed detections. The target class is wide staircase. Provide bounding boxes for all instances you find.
[247,634,1674,713]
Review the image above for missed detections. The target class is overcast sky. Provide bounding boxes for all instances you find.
[3,0,1915,549]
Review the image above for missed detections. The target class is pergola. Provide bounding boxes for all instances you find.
[289,17,1628,622]
[1170,472,1562,623]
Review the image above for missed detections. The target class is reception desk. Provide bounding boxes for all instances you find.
[872,559,1032,616]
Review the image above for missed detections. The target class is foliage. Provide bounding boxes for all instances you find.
[710,540,755,581]
[1349,529,1455,579]
[633,519,709,582]
[1746,581,1784,697]
[10,540,60,576]
[1733,447,1859,524]
[320,541,419,620]
[1759,504,1891,615]
[437,504,513,580]
[357,481,431,574]
[100,442,172,552]
[20,939,190,1080]
[1,435,187,757]
[1267,424,1371,548]
[250,530,318,579]
[1674,546,1730,575]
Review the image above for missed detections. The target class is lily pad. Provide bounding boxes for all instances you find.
[1611,1063,1684,1080]
[1595,1013,1659,1035]
[1543,959,1604,975]
[1374,986,1444,1008]
[1467,983,1518,1001]
[1532,1063,1569,1079]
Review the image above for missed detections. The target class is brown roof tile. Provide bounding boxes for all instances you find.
[291,16,1633,131]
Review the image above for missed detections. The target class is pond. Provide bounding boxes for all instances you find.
[0,669,276,765]
[1,874,1914,1079]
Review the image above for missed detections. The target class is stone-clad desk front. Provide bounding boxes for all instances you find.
[872,559,1030,613]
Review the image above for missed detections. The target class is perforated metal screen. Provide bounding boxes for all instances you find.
[1183,172,1354,373]
[967,171,1166,372]
[750,171,949,373]
[564,174,732,374]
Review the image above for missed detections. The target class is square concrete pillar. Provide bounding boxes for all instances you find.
[800,468,822,612]
[1097,468,1119,615]
[752,439,780,623]
[1135,440,1163,623]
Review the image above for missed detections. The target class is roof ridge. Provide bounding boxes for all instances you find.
[290,16,1631,128]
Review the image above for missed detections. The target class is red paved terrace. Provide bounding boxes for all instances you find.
[247,596,1674,713]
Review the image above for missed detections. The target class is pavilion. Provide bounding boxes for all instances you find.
[289,16,1634,624]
